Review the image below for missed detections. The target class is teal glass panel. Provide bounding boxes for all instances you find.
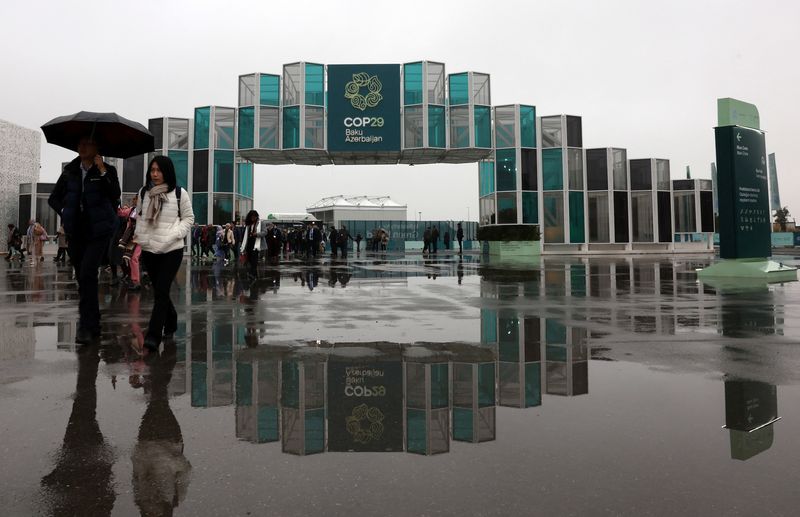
[404,62,423,105]
[497,193,517,224]
[453,408,474,442]
[167,150,188,188]
[257,407,279,442]
[522,191,538,224]
[545,319,567,344]
[571,264,586,297]
[499,317,519,349]
[213,151,234,192]
[282,106,300,149]
[520,105,536,148]
[259,74,280,106]
[479,161,495,197]
[430,364,449,409]
[281,361,300,409]
[449,73,469,105]
[428,105,445,148]
[237,161,253,198]
[495,148,517,191]
[194,107,210,149]
[543,148,564,190]
[499,341,519,363]
[450,106,469,148]
[546,345,568,362]
[192,193,208,225]
[305,63,324,106]
[406,409,427,454]
[481,309,497,344]
[305,408,325,453]
[237,107,255,149]
[236,362,253,406]
[524,363,542,407]
[478,363,496,407]
[474,106,492,148]
[569,191,585,243]
[191,362,208,407]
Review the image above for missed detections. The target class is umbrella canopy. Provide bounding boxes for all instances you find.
[41,111,154,159]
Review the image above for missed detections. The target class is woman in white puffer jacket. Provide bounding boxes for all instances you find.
[134,156,194,350]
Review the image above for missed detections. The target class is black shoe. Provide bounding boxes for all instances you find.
[75,328,97,345]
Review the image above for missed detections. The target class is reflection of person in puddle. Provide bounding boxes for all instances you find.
[457,256,464,285]
[132,341,192,516]
[41,345,115,516]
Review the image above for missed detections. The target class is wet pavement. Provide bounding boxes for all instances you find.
[1,252,800,515]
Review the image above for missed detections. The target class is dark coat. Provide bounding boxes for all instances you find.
[48,157,121,240]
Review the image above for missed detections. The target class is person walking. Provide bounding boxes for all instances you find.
[49,137,121,344]
[306,222,321,258]
[431,225,440,254]
[6,223,24,261]
[133,156,194,350]
[30,222,48,265]
[117,197,142,290]
[240,210,265,278]
[443,230,451,251]
[423,226,431,254]
[456,222,464,254]
[337,224,351,259]
[222,223,235,264]
[266,223,282,261]
[190,224,200,257]
[233,221,244,263]
[329,226,339,259]
[54,224,68,262]
[355,233,362,253]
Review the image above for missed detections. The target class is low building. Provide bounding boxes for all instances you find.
[307,195,407,228]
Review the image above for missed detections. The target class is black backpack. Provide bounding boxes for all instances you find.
[139,186,182,218]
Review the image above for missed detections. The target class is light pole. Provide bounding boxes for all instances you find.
[467,206,470,222]
[418,211,422,224]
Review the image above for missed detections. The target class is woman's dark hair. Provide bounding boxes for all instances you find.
[245,210,259,225]
[146,155,177,192]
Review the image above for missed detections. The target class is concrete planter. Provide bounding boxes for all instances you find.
[484,240,542,259]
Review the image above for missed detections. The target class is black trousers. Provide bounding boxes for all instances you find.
[247,250,259,277]
[69,237,109,333]
[141,249,183,342]
[55,246,68,261]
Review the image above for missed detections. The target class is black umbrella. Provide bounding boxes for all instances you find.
[41,111,155,159]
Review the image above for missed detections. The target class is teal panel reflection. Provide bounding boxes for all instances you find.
[520,105,536,148]
[191,362,208,407]
[569,191,585,243]
[406,409,427,454]
[474,106,492,148]
[305,409,325,453]
[404,62,423,105]
[194,107,210,149]
[257,407,279,442]
[524,363,542,407]
[213,151,234,192]
[522,191,538,224]
[543,148,564,190]
[479,161,495,197]
[453,408,473,442]
[305,63,324,106]
[283,106,300,149]
[236,362,253,406]
[495,148,517,191]
[281,361,300,409]
[571,264,587,297]
[168,150,188,188]
[428,105,445,148]
[259,74,280,106]
[237,107,254,149]
[192,193,208,225]
[545,319,567,344]
[237,162,253,198]
[478,363,496,407]
[481,309,497,344]
[430,364,449,409]
[449,73,469,105]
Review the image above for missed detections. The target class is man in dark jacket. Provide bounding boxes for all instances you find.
[49,137,121,344]
[5,223,24,261]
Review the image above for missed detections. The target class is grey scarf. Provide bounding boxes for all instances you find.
[146,184,170,223]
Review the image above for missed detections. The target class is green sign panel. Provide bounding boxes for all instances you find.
[715,125,770,259]
[718,98,760,130]
[327,64,401,152]
[327,361,403,452]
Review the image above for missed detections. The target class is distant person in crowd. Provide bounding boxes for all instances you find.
[240,210,265,278]
[24,219,35,253]
[329,226,339,258]
[202,224,215,259]
[371,227,380,252]
[444,230,451,250]
[191,224,201,257]
[306,222,321,258]
[5,223,24,261]
[355,232,362,253]
[117,196,141,290]
[338,224,351,259]
[431,225,440,254]
[133,155,194,350]
[222,223,235,263]
[456,222,464,254]
[107,204,126,285]
[233,220,244,262]
[381,230,388,251]
[30,221,48,265]
[266,222,282,261]
[423,226,431,254]
[49,136,121,344]
[54,223,68,262]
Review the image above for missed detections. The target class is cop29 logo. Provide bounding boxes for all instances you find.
[344,72,383,111]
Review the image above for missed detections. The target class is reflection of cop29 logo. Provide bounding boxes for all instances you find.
[344,72,383,111]
[346,403,385,444]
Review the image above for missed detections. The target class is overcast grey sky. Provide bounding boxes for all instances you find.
[2,0,798,221]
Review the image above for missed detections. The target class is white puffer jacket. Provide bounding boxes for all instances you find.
[134,188,195,254]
